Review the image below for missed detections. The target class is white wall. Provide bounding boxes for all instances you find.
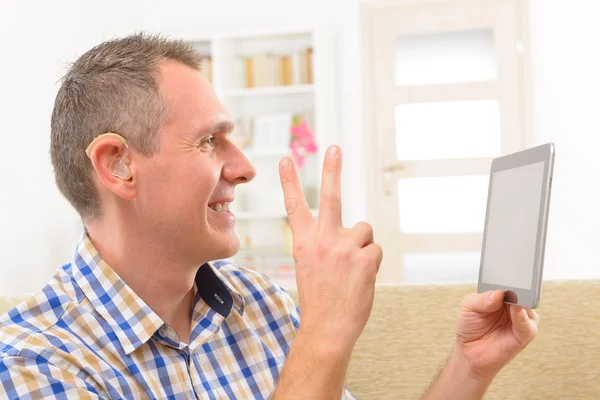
[0,1,85,295]
[0,0,365,294]
[0,0,598,295]
[528,0,600,280]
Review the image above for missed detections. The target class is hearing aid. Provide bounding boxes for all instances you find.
[85,133,132,180]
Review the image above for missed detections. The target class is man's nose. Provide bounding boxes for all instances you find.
[223,145,256,185]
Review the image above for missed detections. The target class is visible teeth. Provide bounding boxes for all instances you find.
[209,202,231,213]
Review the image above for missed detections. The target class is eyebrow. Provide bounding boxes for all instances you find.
[200,119,235,137]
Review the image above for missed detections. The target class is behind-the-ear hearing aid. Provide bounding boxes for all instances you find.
[85,133,132,180]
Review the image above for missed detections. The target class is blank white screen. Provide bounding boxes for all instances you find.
[481,161,546,289]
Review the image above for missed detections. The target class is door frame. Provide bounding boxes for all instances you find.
[360,0,534,283]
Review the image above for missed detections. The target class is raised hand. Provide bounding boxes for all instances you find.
[278,145,383,353]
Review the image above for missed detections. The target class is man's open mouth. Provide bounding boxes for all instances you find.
[208,202,231,213]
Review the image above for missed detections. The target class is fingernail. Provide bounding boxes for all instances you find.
[281,158,291,169]
[489,290,495,302]
[328,146,339,158]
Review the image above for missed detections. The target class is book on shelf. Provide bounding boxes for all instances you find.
[238,47,313,88]
[230,109,316,153]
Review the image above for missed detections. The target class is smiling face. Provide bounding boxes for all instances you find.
[132,60,256,265]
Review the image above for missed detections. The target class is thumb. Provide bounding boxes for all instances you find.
[462,290,505,313]
[510,305,538,346]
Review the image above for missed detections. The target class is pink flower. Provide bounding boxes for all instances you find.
[290,119,318,168]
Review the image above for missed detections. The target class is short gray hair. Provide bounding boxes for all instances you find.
[50,32,204,220]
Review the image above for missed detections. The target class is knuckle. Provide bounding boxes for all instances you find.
[375,244,383,258]
[463,293,476,306]
[293,239,307,254]
[366,224,374,237]
[339,246,353,260]
[319,192,340,206]
[323,158,340,173]
[279,170,293,184]
[358,222,374,240]
[357,252,371,269]
[355,221,373,232]
[325,242,351,261]
[316,241,331,258]
[284,198,298,215]
[519,309,529,322]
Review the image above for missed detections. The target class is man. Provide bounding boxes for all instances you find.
[0,33,539,399]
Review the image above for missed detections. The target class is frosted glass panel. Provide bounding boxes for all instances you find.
[395,100,501,160]
[396,29,496,85]
[403,252,481,283]
[397,176,488,233]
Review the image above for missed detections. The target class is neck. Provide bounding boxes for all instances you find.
[85,215,199,343]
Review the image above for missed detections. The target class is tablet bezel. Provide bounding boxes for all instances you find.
[477,142,555,308]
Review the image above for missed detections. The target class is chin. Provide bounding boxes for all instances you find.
[209,234,240,262]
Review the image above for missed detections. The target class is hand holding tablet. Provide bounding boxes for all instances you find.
[477,143,555,309]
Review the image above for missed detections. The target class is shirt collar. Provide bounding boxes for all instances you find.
[71,231,244,355]
[195,263,245,317]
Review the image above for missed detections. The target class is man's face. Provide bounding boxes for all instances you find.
[133,60,256,265]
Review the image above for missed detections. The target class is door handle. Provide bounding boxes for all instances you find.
[382,162,406,196]
[382,163,406,173]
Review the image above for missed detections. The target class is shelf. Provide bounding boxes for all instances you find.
[243,149,291,158]
[225,84,314,97]
[235,209,318,220]
[185,29,337,291]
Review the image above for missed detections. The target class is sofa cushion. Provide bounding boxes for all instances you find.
[288,280,600,399]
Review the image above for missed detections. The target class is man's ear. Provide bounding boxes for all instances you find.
[87,135,137,200]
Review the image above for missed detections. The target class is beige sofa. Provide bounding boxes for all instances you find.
[2,280,599,399]
[290,280,600,399]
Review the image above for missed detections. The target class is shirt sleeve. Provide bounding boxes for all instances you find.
[0,355,103,399]
[276,286,301,331]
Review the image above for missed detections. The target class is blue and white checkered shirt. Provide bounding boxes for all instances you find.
[0,232,356,399]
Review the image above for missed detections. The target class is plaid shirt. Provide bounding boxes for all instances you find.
[0,233,355,399]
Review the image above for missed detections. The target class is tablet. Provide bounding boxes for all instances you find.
[477,143,555,309]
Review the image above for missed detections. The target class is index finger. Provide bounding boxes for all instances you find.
[279,157,313,234]
[318,145,343,231]
[462,290,505,313]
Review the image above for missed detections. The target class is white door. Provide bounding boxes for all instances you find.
[363,0,528,283]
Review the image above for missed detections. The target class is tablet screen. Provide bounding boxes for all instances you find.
[481,161,546,289]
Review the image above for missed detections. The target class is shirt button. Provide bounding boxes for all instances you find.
[159,327,168,337]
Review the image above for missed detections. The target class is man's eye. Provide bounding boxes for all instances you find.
[198,136,216,148]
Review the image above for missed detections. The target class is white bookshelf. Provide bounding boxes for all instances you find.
[236,209,319,221]
[184,29,339,289]
[244,149,290,158]
[225,84,314,97]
